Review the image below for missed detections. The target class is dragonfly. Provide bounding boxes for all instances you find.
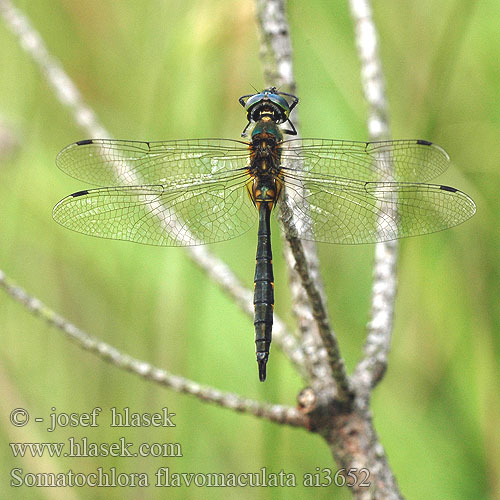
[53,87,476,382]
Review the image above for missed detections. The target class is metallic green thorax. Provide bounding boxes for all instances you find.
[251,119,283,141]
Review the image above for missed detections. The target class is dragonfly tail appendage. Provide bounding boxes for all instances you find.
[257,352,268,382]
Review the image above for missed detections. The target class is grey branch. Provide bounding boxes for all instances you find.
[0,270,306,426]
[256,0,404,498]
[0,0,107,138]
[349,0,399,396]
[0,0,306,379]
[255,0,351,401]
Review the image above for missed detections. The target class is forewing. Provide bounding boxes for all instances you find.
[282,139,450,182]
[56,138,251,186]
[52,177,256,246]
[279,172,476,244]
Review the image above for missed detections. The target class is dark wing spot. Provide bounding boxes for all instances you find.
[417,139,432,146]
[440,185,457,193]
[71,190,90,197]
[76,139,93,146]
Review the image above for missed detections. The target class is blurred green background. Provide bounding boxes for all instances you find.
[0,0,498,498]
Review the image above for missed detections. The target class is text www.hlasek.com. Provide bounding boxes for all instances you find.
[10,437,182,458]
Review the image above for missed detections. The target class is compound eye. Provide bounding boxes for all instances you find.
[268,94,290,116]
[245,92,265,111]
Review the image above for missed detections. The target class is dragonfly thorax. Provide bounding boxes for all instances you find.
[251,117,283,143]
[247,118,284,210]
[249,120,283,174]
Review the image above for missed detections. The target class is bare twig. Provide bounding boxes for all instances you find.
[348,0,398,397]
[0,0,307,378]
[255,0,351,401]
[255,0,404,497]
[0,0,107,138]
[0,270,307,426]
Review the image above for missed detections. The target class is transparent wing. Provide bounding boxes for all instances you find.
[282,139,450,182]
[54,136,473,247]
[279,170,476,244]
[56,138,251,187]
[52,175,256,246]
[56,138,449,188]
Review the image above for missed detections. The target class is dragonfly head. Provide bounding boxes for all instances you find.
[243,88,291,123]
[239,87,299,136]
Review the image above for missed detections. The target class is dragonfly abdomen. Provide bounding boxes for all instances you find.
[254,196,274,382]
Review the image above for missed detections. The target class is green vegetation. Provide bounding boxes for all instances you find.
[0,1,497,499]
